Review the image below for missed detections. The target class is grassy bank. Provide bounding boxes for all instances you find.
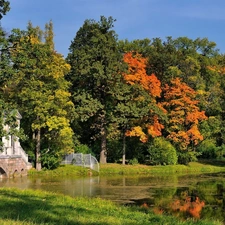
[99,161,225,175]
[0,188,222,225]
[28,161,225,177]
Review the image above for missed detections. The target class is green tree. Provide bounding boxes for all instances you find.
[67,16,128,163]
[0,0,10,20]
[5,22,74,170]
[147,137,177,165]
[0,0,22,146]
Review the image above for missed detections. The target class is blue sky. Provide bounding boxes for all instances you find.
[2,0,225,57]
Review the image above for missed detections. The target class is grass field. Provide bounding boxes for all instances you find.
[0,187,222,225]
[18,161,225,224]
[28,161,225,177]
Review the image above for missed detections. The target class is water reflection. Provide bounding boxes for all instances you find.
[1,173,225,221]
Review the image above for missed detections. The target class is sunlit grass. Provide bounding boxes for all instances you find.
[28,164,99,177]
[0,188,222,225]
[28,161,225,178]
[99,161,225,175]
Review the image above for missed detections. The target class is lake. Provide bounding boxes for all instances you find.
[1,172,225,222]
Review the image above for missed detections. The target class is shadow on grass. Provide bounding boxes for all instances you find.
[0,188,112,225]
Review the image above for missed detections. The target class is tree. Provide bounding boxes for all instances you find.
[5,22,74,170]
[162,78,207,163]
[66,16,127,163]
[123,52,165,140]
[0,0,21,146]
[0,0,10,21]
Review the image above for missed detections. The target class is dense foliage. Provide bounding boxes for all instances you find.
[0,2,225,168]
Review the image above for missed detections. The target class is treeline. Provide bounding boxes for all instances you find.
[0,2,224,169]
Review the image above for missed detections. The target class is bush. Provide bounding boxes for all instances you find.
[128,158,139,165]
[197,139,218,159]
[177,151,199,165]
[215,144,225,159]
[41,149,62,170]
[147,137,178,165]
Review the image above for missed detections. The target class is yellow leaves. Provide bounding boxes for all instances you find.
[58,126,74,154]
[46,116,74,154]
[49,53,71,79]
[125,126,148,143]
[46,116,69,131]
[29,36,40,45]
[55,89,71,101]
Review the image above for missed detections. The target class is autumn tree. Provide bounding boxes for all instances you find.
[5,22,74,170]
[162,78,207,163]
[123,52,165,140]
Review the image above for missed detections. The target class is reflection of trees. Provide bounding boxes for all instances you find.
[194,180,225,222]
[153,188,205,219]
[170,191,205,219]
[152,179,225,222]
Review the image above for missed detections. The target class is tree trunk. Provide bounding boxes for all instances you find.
[100,126,107,164]
[35,129,42,171]
[122,132,126,165]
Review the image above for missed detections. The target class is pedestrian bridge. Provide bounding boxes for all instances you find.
[0,155,31,178]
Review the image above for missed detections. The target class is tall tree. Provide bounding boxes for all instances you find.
[123,52,165,141]
[0,0,19,146]
[66,16,126,163]
[5,22,74,170]
[161,78,207,163]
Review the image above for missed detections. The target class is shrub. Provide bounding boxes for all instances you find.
[197,139,218,159]
[177,151,199,165]
[147,137,178,165]
[41,149,62,170]
[128,158,139,165]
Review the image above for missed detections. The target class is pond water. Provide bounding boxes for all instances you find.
[1,172,225,222]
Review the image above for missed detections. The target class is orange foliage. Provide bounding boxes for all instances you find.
[123,52,161,97]
[162,78,207,149]
[123,52,164,141]
[207,65,225,74]
[147,115,164,137]
[141,202,149,209]
[153,207,164,215]
[170,195,205,219]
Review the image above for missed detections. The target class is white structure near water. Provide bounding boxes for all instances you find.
[0,110,30,166]
[62,153,99,172]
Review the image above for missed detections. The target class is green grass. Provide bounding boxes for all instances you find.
[28,161,225,178]
[98,161,225,175]
[0,188,222,225]
[28,164,99,177]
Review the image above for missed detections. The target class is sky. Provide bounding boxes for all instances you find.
[2,0,225,57]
